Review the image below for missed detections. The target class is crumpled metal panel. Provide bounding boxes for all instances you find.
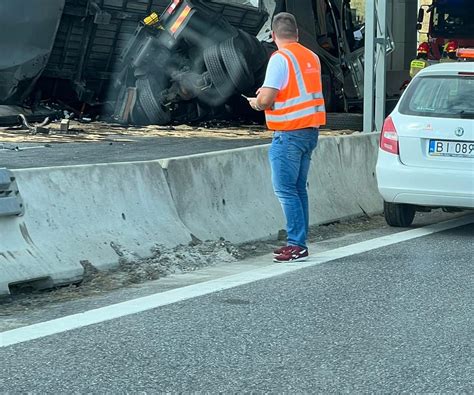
[0,0,65,103]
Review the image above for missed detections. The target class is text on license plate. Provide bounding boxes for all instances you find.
[429,140,474,158]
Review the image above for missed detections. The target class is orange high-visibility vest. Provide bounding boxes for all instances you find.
[265,42,326,130]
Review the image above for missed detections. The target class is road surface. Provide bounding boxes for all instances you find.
[1,214,472,393]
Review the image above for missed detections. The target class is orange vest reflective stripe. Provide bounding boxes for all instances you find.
[265,42,326,130]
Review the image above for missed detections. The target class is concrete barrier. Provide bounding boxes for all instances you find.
[337,132,382,215]
[0,133,383,295]
[308,133,382,224]
[307,136,363,225]
[0,161,191,295]
[161,132,383,243]
[160,146,284,243]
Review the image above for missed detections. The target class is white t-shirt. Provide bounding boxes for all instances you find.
[262,53,289,91]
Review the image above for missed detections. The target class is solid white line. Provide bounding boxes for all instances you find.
[1,214,472,348]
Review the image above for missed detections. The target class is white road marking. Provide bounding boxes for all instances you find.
[1,214,472,348]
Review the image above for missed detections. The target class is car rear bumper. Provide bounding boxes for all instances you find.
[376,149,474,209]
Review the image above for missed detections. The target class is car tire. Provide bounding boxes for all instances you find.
[383,201,416,227]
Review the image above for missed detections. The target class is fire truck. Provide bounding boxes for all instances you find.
[417,0,474,60]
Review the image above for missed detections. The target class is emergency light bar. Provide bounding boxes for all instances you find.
[456,48,474,60]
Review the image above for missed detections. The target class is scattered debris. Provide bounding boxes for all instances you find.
[0,143,52,151]
[114,239,242,284]
[18,114,51,135]
[60,119,70,134]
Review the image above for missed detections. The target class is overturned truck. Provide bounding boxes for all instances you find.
[0,0,365,125]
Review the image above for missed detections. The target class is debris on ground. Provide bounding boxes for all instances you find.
[0,215,388,310]
[0,238,246,309]
[0,120,356,144]
[111,238,243,285]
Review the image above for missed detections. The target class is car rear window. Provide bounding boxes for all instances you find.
[399,75,474,119]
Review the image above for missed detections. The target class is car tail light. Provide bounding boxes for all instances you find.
[380,116,399,155]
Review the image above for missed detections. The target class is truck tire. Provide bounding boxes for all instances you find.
[135,77,171,125]
[322,74,334,112]
[130,101,147,125]
[220,36,254,92]
[383,201,416,227]
[238,31,268,74]
[203,45,233,99]
[324,113,363,131]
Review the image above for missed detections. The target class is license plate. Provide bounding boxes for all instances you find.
[429,140,474,158]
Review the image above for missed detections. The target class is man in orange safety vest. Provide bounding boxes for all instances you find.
[247,12,326,263]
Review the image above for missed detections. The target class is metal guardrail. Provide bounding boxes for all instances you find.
[0,168,24,217]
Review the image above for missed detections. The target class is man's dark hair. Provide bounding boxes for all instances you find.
[272,12,298,40]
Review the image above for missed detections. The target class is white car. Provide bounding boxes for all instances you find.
[376,62,474,227]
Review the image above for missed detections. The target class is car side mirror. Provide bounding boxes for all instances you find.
[417,8,425,23]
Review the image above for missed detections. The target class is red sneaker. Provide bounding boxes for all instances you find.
[273,245,293,256]
[273,246,308,262]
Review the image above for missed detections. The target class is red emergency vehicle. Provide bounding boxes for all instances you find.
[417,0,474,60]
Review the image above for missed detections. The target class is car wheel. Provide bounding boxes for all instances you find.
[383,201,416,227]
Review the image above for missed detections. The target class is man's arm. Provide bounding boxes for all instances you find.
[248,88,279,111]
[247,53,288,111]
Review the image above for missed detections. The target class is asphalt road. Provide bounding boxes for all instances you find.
[1,221,472,393]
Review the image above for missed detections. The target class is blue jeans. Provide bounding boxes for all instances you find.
[269,128,319,248]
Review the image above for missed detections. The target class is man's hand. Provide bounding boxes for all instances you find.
[247,97,261,111]
[245,87,279,112]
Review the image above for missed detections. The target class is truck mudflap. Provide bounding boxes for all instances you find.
[0,0,65,104]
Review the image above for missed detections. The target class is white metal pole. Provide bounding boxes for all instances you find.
[375,0,388,131]
[363,0,376,133]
